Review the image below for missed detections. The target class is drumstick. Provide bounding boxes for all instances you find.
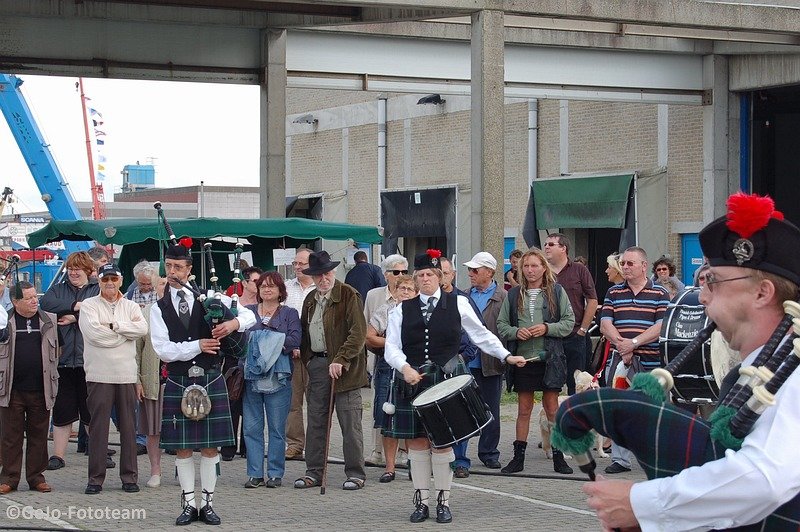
[320,380,336,495]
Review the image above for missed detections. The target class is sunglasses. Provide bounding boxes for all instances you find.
[700,273,752,292]
[467,267,480,274]
[388,269,408,276]
[620,260,640,267]
[100,276,120,282]
[544,242,562,247]
[655,267,669,272]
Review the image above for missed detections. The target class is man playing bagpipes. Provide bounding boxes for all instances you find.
[555,192,800,530]
[150,240,256,525]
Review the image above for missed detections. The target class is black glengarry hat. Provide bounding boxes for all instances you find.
[699,192,800,285]
[414,249,442,271]
[166,237,193,261]
[303,250,340,275]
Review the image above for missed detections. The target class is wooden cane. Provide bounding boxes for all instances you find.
[320,378,336,495]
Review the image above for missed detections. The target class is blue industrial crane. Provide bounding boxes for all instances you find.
[0,73,91,254]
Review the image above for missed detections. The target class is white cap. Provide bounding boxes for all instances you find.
[463,252,497,271]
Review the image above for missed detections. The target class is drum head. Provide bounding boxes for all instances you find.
[412,374,473,407]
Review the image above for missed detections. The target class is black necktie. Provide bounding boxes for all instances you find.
[424,297,437,324]
[177,291,191,329]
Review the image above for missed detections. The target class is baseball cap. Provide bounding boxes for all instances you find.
[98,263,122,279]
[463,252,497,270]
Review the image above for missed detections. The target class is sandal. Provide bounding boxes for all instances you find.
[379,471,396,483]
[342,477,365,490]
[293,476,320,489]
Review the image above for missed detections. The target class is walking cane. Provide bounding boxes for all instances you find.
[320,378,336,495]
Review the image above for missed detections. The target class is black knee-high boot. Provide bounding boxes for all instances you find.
[501,441,527,474]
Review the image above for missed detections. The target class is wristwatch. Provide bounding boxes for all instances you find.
[579,327,588,334]
[631,338,639,346]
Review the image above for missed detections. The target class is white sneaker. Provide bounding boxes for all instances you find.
[395,449,409,467]
[146,475,161,488]
[365,451,385,466]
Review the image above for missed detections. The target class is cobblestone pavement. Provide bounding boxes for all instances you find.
[0,389,645,531]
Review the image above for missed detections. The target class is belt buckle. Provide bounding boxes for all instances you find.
[188,365,205,378]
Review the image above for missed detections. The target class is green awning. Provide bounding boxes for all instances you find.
[532,173,634,229]
[27,217,383,248]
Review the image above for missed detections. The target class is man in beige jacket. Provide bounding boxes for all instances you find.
[79,263,148,495]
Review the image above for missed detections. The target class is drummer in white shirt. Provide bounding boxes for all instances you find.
[383,250,526,524]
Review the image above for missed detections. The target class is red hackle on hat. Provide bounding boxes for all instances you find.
[426,249,442,260]
[726,192,784,239]
[179,237,193,249]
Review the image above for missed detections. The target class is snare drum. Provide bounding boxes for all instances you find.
[659,287,719,404]
[411,374,493,449]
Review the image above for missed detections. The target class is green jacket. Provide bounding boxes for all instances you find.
[300,280,368,393]
[496,285,575,361]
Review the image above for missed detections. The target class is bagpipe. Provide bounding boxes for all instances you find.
[0,254,20,284]
[154,201,248,359]
[552,300,800,526]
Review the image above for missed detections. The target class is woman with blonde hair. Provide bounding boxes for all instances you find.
[497,248,575,475]
[605,252,624,285]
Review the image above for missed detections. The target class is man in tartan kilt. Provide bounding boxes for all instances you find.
[583,192,800,531]
[384,250,527,524]
[150,241,255,526]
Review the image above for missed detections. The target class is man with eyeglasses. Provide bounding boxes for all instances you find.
[284,248,316,461]
[544,233,599,394]
[584,192,800,531]
[599,246,671,474]
[363,254,409,467]
[456,251,508,471]
[79,264,148,495]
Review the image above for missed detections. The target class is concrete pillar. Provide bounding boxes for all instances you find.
[470,9,505,272]
[260,29,287,218]
[702,54,731,223]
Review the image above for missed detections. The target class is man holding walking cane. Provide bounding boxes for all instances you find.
[294,251,368,491]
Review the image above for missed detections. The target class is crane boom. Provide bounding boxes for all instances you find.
[0,73,91,254]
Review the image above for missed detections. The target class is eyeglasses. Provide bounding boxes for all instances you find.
[292,261,309,267]
[100,276,120,282]
[544,242,562,247]
[620,260,640,267]
[396,285,416,292]
[387,269,408,276]
[700,273,752,292]
[655,267,669,272]
[467,267,480,274]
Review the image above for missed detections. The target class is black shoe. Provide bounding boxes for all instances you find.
[107,449,116,456]
[85,484,102,495]
[122,483,140,493]
[552,449,574,475]
[266,478,282,488]
[454,466,470,478]
[175,505,199,526]
[76,443,87,453]
[199,505,221,525]
[47,456,65,470]
[483,458,502,469]
[436,490,452,523]
[136,444,147,456]
[244,477,265,488]
[604,462,631,474]
[166,448,177,455]
[220,454,234,462]
[106,457,116,469]
[436,504,453,524]
[410,489,429,523]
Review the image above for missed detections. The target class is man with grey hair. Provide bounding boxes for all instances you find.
[364,253,409,467]
[127,261,159,309]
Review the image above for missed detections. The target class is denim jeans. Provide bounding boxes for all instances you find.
[242,383,292,479]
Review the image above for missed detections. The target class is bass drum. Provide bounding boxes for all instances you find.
[659,287,719,405]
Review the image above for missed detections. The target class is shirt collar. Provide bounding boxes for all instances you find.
[420,288,442,304]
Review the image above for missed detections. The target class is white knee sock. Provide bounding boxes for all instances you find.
[408,448,432,506]
[200,455,219,507]
[175,457,196,509]
[431,449,455,507]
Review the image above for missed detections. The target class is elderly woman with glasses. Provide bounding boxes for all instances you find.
[365,274,417,483]
[241,271,301,489]
[650,256,685,300]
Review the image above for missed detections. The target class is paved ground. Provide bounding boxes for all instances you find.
[0,389,645,531]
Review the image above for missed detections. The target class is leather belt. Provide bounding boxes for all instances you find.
[311,351,328,358]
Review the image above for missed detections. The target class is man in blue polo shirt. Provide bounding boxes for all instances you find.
[600,246,670,474]
[452,252,507,475]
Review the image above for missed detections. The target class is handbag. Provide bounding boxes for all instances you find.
[542,284,568,389]
[224,365,245,402]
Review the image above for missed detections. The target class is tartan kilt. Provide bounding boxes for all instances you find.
[382,360,467,440]
[160,372,235,450]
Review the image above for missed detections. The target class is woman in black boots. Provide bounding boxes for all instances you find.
[496,248,575,475]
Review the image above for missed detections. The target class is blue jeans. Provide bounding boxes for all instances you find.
[453,369,502,469]
[242,383,292,479]
[372,357,392,429]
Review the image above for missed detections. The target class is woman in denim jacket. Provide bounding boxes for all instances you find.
[241,271,301,489]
